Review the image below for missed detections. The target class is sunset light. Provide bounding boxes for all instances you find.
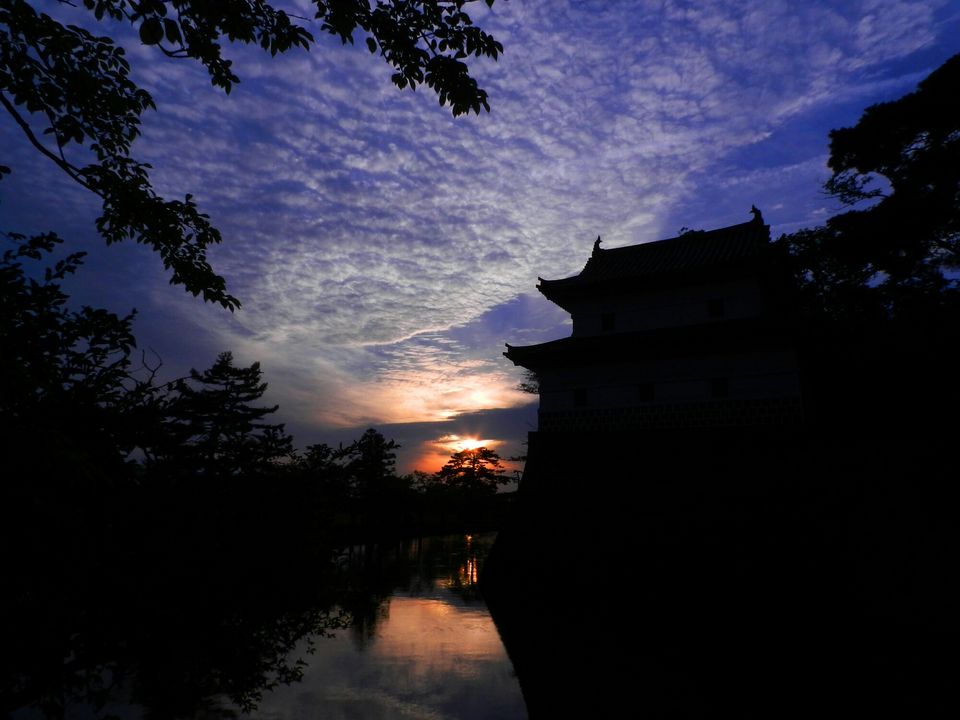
[6,0,956,715]
[447,435,495,453]
[405,433,514,475]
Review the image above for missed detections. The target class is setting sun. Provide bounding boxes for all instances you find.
[445,435,496,453]
[406,434,509,474]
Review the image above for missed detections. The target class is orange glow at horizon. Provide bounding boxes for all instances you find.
[406,433,523,475]
[444,434,496,453]
[309,367,534,428]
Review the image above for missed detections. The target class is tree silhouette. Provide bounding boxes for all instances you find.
[436,446,508,495]
[0,1,502,307]
[0,235,352,716]
[335,427,401,502]
[778,55,960,443]
[787,53,960,322]
[0,231,157,498]
[294,441,352,504]
[150,351,293,480]
[516,369,540,395]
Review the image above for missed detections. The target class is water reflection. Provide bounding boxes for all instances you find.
[252,533,527,720]
[8,533,525,720]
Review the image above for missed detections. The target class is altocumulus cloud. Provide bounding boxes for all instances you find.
[2,0,958,469]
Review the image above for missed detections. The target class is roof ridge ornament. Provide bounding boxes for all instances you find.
[750,205,764,224]
[592,235,602,255]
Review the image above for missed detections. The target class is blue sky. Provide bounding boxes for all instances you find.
[3,0,959,472]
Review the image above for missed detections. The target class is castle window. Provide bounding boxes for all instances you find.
[708,298,725,319]
[601,312,616,332]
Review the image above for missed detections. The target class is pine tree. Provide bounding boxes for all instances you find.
[336,428,400,502]
[436,447,508,496]
[152,352,292,480]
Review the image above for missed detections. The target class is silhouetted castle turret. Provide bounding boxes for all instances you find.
[504,210,802,435]
[484,210,958,718]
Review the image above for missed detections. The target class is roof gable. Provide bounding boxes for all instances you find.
[539,217,771,297]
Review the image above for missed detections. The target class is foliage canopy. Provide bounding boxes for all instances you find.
[0,0,502,308]
[0,232,348,716]
[335,427,401,499]
[786,53,960,322]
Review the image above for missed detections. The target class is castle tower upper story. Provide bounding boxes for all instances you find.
[504,210,803,432]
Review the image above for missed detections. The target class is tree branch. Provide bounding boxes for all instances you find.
[0,91,94,194]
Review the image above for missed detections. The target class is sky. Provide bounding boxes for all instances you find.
[3,0,959,473]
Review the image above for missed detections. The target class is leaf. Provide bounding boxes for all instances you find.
[366,37,376,53]
[163,19,181,45]
[139,18,163,45]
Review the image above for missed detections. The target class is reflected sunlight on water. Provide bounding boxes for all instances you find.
[374,599,507,678]
[249,534,527,720]
[10,535,525,720]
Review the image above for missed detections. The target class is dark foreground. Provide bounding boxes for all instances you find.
[481,426,959,718]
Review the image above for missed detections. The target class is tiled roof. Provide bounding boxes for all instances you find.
[503,316,790,369]
[539,218,770,292]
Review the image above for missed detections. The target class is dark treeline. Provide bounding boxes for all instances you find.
[0,2,508,716]
[1,233,333,717]
[0,233,512,717]
[293,429,516,542]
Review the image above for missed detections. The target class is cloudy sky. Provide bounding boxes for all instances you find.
[3,0,959,472]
